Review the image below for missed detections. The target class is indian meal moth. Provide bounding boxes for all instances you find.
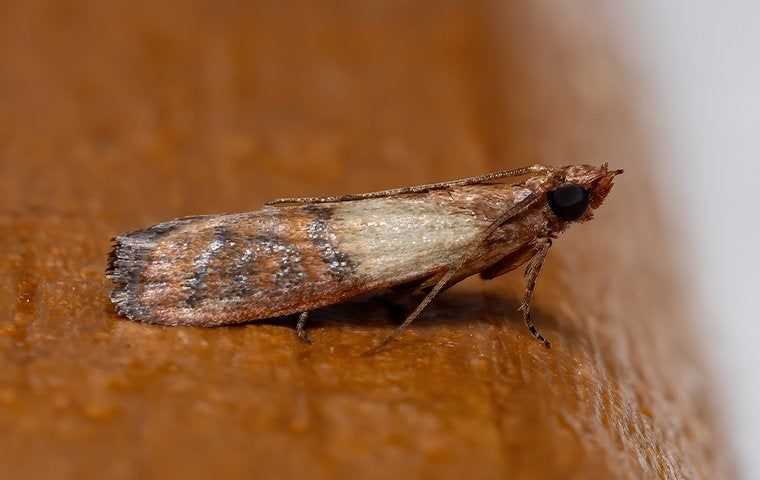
[107,164,622,351]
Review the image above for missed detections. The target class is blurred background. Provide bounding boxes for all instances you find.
[625,3,760,479]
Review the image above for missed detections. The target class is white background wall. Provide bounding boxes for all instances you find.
[623,3,760,478]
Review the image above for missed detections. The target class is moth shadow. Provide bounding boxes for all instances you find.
[259,290,584,345]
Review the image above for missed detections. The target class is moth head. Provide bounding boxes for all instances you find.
[547,163,623,222]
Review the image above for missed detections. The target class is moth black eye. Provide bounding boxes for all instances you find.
[548,183,589,221]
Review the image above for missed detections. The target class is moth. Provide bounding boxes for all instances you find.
[107,163,622,351]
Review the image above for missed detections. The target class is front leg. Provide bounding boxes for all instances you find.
[519,238,553,348]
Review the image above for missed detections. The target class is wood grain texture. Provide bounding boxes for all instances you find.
[0,1,733,479]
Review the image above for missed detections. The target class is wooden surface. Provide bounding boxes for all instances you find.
[0,2,733,479]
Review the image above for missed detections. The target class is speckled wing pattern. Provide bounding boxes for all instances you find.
[107,183,537,326]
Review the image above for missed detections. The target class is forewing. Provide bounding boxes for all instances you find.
[108,185,524,326]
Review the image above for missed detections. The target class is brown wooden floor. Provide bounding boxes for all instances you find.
[0,1,733,479]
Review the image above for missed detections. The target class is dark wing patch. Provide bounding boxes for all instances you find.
[184,226,231,307]
[304,205,357,280]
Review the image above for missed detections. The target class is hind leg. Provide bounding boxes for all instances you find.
[295,311,311,343]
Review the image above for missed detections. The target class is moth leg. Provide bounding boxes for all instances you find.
[362,188,551,355]
[519,239,553,348]
[266,164,551,205]
[363,265,464,355]
[295,311,311,344]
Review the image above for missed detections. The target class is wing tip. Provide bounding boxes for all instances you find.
[106,233,149,320]
[106,215,212,322]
